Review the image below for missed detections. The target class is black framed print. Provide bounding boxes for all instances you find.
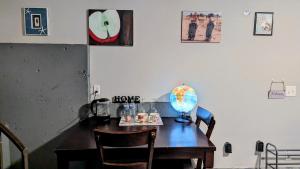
[254,12,273,36]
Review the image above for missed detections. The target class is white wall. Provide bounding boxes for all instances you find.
[1,0,300,168]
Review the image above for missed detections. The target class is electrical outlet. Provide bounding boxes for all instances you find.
[285,86,296,97]
[93,85,101,95]
[90,85,101,100]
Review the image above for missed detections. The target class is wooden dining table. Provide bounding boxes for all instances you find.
[55,117,216,169]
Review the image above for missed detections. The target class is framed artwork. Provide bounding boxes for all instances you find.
[88,9,133,46]
[181,11,222,43]
[254,12,273,36]
[23,8,48,36]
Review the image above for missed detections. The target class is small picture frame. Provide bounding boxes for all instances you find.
[254,12,273,36]
[23,8,48,36]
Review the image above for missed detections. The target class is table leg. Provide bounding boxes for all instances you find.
[57,156,69,169]
[196,158,202,169]
[204,151,214,169]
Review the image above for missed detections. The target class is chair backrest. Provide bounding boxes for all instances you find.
[0,121,28,169]
[195,106,215,139]
[94,128,157,169]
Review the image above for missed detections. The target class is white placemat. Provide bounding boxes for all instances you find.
[119,116,163,126]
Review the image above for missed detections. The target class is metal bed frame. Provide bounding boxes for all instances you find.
[266,143,300,169]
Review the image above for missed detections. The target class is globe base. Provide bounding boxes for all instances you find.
[175,114,192,124]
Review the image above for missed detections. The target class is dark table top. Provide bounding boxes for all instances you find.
[56,117,215,152]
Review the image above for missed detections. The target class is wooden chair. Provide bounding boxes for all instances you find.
[195,106,215,169]
[0,121,29,169]
[94,127,157,169]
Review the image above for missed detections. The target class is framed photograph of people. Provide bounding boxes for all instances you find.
[181,11,222,43]
[254,12,273,36]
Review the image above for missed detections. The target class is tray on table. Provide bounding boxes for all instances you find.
[119,116,163,126]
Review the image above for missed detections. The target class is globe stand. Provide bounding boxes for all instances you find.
[175,112,192,124]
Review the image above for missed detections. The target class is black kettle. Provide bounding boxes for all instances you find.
[90,98,110,122]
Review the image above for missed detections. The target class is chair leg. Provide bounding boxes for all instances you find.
[196,158,202,169]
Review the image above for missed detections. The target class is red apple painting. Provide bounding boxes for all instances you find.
[88,10,133,46]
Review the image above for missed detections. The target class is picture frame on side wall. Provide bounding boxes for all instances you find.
[254,12,273,36]
[23,8,48,36]
[88,9,133,46]
[181,11,222,43]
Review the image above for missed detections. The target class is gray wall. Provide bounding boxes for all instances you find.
[1,0,300,168]
[0,43,88,169]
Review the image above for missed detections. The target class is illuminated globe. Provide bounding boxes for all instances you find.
[170,84,198,113]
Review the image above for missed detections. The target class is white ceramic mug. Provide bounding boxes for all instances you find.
[149,113,159,122]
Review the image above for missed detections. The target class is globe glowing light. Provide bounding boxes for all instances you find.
[169,85,198,113]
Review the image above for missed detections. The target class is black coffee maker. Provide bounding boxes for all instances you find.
[90,98,110,122]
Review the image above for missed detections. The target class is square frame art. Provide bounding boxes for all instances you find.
[88,9,133,46]
[23,8,48,36]
[181,11,222,43]
[254,12,274,36]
